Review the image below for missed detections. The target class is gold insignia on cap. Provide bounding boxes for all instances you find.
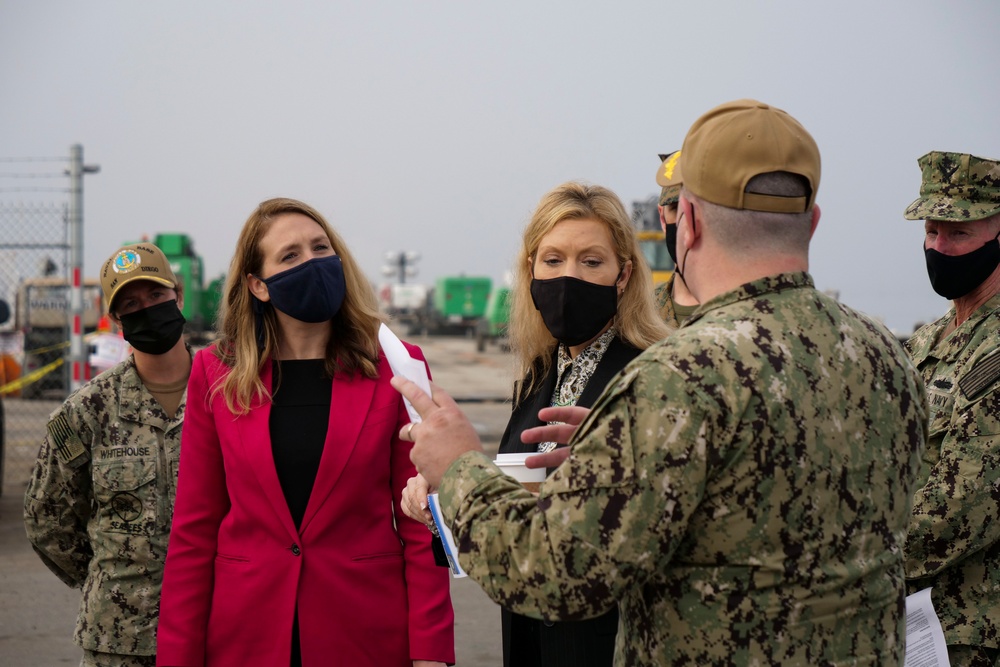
[112,249,141,274]
[662,150,682,180]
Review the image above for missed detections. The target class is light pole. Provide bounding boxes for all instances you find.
[381,251,420,285]
[67,144,100,392]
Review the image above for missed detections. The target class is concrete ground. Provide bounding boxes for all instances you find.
[0,333,516,666]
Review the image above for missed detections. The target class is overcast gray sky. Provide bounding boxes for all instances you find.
[2,0,998,333]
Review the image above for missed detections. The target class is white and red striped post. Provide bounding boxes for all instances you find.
[67,144,99,393]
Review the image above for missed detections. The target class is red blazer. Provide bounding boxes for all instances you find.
[156,344,454,667]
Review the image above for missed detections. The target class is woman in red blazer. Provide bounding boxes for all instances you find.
[157,198,454,667]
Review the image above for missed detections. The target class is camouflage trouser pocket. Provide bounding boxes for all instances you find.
[92,459,157,536]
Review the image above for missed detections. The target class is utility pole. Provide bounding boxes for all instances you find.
[67,144,100,392]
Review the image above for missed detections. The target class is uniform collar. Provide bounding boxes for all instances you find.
[907,292,1000,365]
[658,274,682,329]
[685,272,815,326]
[116,348,190,432]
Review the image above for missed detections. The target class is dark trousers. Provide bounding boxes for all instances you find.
[501,606,618,667]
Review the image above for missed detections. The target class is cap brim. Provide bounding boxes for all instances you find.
[659,185,682,207]
[904,195,1000,221]
[108,276,176,309]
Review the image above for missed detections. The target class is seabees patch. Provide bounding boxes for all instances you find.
[47,414,86,464]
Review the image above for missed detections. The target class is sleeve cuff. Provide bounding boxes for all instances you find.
[436,450,504,524]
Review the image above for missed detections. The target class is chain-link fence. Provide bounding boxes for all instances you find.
[0,199,72,496]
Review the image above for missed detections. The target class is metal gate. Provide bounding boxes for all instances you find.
[0,155,74,495]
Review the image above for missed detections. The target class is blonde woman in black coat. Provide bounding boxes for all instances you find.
[401,182,668,667]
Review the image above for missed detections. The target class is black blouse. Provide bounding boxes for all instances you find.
[269,359,332,530]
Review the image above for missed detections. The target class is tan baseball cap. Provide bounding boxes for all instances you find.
[682,99,820,213]
[656,150,683,206]
[100,242,178,309]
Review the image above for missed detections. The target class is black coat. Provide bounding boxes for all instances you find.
[499,337,643,667]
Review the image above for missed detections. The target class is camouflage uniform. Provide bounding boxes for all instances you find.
[653,275,682,331]
[655,152,685,333]
[901,150,1000,663]
[24,354,184,660]
[904,295,1000,653]
[654,274,699,332]
[903,152,1000,222]
[439,272,927,666]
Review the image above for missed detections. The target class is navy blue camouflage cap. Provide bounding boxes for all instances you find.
[904,151,1000,222]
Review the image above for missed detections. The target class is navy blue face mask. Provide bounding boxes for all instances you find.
[257,255,346,323]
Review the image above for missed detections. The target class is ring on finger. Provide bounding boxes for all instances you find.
[405,423,414,440]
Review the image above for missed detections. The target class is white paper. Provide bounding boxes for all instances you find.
[427,493,466,578]
[378,323,431,423]
[904,587,951,667]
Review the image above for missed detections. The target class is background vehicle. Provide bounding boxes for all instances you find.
[379,282,431,333]
[384,275,493,336]
[8,233,223,399]
[631,197,674,287]
[17,277,104,399]
[475,286,511,352]
[427,275,492,335]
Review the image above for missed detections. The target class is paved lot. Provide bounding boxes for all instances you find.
[0,333,515,666]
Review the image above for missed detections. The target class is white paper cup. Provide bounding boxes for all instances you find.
[494,453,547,493]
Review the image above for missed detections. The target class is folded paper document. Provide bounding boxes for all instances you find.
[378,323,431,423]
[904,588,950,667]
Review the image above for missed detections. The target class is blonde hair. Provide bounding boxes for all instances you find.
[510,182,669,403]
[213,198,383,414]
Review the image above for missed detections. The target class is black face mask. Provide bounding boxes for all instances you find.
[530,275,619,347]
[119,300,186,355]
[672,211,693,291]
[664,223,679,266]
[924,233,1000,299]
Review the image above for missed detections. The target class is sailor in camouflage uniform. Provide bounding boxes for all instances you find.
[24,242,192,667]
[394,99,927,666]
[653,149,699,330]
[902,152,1000,667]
